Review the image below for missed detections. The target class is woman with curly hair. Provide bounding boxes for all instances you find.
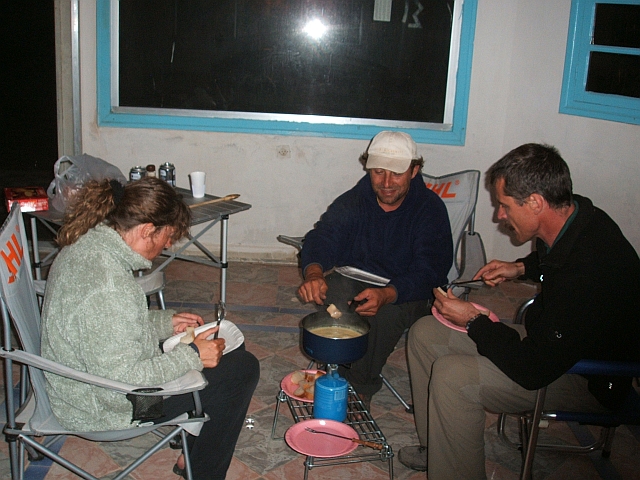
[41,177,259,479]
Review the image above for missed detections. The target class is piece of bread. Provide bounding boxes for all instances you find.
[294,383,308,396]
[180,326,196,344]
[291,370,306,385]
[303,384,315,400]
[326,303,342,319]
[290,371,322,399]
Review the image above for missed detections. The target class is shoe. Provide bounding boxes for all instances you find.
[172,463,186,478]
[173,453,187,478]
[398,445,428,471]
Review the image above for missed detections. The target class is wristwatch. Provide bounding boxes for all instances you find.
[465,313,483,332]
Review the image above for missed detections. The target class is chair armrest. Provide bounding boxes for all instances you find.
[34,279,47,297]
[134,271,166,296]
[277,235,304,251]
[1,349,206,395]
[568,359,640,377]
[512,299,640,378]
[514,297,536,324]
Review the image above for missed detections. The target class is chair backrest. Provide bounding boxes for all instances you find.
[421,170,482,281]
[0,204,42,355]
[0,203,55,426]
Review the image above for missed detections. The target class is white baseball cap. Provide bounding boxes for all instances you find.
[365,131,420,174]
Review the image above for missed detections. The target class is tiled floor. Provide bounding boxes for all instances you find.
[2,259,640,479]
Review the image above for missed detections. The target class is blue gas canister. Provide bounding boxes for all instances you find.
[313,371,348,422]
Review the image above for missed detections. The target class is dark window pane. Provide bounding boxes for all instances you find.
[586,51,640,98]
[118,0,455,124]
[593,4,640,48]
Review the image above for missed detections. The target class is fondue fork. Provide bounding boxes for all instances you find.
[304,427,383,450]
[213,302,226,339]
[440,279,485,290]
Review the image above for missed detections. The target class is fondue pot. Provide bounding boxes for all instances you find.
[301,310,370,365]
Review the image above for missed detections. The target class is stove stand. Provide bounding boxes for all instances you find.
[271,384,394,479]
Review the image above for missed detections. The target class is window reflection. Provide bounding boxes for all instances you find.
[118,0,456,124]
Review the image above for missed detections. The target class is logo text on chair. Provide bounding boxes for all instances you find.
[425,179,461,198]
[1,227,24,284]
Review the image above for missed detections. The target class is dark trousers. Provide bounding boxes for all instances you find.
[161,344,260,479]
[323,272,432,396]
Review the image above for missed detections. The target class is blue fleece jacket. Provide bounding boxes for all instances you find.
[301,173,453,304]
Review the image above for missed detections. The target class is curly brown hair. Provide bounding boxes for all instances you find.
[56,177,191,247]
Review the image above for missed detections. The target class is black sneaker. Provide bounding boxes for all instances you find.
[398,445,428,471]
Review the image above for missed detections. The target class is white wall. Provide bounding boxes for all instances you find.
[78,1,640,265]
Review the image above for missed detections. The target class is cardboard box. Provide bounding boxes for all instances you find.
[4,187,49,213]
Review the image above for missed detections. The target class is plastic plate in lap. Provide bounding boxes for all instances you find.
[162,320,243,354]
[432,302,500,333]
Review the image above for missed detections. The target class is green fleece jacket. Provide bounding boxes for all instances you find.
[41,224,202,431]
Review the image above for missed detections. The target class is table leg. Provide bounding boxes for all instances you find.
[220,215,229,305]
[30,217,42,280]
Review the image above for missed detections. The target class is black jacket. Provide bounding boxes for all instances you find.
[468,195,640,409]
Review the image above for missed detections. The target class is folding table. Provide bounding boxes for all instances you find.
[26,188,251,307]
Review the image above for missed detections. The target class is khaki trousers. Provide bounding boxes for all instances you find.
[407,315,607,480]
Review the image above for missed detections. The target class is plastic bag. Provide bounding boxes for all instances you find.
[47,154,127,212]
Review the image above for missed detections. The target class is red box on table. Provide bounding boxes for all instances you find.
[4,187,49,213]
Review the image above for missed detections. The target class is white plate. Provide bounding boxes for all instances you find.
[334,266,390,287]
[162,320,244,354]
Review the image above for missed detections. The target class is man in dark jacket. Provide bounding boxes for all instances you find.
[398,143,640,479]
[298,131,453,404]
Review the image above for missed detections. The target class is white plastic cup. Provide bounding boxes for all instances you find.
[189,171,206,198]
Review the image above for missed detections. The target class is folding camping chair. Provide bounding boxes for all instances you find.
[497,298,640,480]
[278,169,487,411]
[420,169,486,295]
[0,204,208,480]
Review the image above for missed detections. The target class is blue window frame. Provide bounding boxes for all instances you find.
[96,0,478,145]
[560,0,640,125]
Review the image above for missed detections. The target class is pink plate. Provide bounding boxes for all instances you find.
[281,369,325,403]
[285,419,359,458]
[432,302,500,333]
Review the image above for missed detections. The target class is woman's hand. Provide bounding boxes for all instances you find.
[192,328,225,368]
[172,312,204,334]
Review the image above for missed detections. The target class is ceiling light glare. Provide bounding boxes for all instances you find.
[303,18,327,40]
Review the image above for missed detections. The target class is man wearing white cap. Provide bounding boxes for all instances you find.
[298,131,453,407]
